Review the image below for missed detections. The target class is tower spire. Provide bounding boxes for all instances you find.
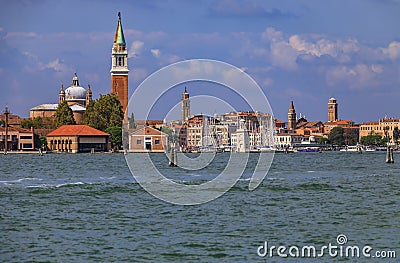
[114,12,126,46]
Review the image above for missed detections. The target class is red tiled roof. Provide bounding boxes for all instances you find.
[324,120,354,125]
[0,126,32,133]
[360,122,379,125]
[46,125,109,137]
[275,119,285,124]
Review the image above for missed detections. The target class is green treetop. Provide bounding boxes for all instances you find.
[55,101,75,127]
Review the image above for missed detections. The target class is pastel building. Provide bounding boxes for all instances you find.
[128,126,168,152]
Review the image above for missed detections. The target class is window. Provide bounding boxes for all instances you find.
[136,139,142,145]
[155,139,160,145]
[20,136,32,140]
[22,143,33,149]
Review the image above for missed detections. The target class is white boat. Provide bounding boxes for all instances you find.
[340,145,364,152]
[364,146,376,152]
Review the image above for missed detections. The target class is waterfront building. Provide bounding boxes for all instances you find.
[359,118,400,142]
[186,115,208,148]
[181,88,190,124]
[328,97,338,122]
[274,119,286,132]
[287,101,297,131]
[30,73,92,123]
[274,133,304,148]
[128,126,168,152]
[110,12,129,115]
[295,120,324,137]
[172,124,188,149]
[219,111,274,147]
[232,119,250,152]
[323,120,355,134]
[46,125,110,153]
[0,126,35,151]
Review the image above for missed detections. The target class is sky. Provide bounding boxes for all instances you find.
[1,0,400,122]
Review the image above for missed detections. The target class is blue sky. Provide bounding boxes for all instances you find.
[1,0,399,122]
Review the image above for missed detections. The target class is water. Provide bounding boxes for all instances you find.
[0,152,399,262]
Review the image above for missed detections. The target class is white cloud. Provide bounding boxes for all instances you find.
[326,64,384,89]
[128,40,144,58]
[382,41,400,60]
[165,54,181,64]
[269,40,298,70]
[5,31,39,39]
[288,34,361,59]
[151,49,161,58]
[42,58,67,72]
[261,27,283,42]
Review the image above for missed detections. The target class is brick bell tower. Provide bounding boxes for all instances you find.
[110,12,129,115]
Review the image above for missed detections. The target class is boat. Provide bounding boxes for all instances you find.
[259,146,275,152]
[340,145,364,153]
[364,146,376,152]
[297,148,320,153]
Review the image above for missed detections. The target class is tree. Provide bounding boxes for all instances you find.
[360,134,382,146]
[318,137,330,144]
[55,101,75,127]
[21,117,56,129]
[82,93,123,131]
[328,126,345,145]
[161,126,177,143]
[81,100,98,127]
[105,125,122,149]
[343,128,359,145]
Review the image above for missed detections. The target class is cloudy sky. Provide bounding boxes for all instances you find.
[1,0,399,122]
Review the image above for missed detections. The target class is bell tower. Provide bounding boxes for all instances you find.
[181,87,190,124]
[110,12,129,115]
[328,97,338,122]
[287,101,297,131]
[59,83,65,103]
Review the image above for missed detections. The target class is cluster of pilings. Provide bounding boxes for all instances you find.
[386,145,394,163]
[169,145,177,167]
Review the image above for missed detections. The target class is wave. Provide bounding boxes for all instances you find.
[55,182,85,188]
[26,181,86,189]
[0,177,42,183]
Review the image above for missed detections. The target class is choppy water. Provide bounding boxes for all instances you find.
[0,152,399,262]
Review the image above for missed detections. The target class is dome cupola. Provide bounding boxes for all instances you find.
[65,73,87,102]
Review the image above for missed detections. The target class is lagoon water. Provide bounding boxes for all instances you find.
[1,152,399,262]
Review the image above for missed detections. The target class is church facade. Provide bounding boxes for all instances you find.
[30,12,129,123]
[30,73,92,123]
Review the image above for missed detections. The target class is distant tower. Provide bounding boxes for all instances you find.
[181,87,190,123]
[86,84,92,106]
[328,97,338,122]
[59,83,65,103]
[288,101,297,131]
[110,12,129,115]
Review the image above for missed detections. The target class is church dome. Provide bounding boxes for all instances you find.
[65,73,86,101]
